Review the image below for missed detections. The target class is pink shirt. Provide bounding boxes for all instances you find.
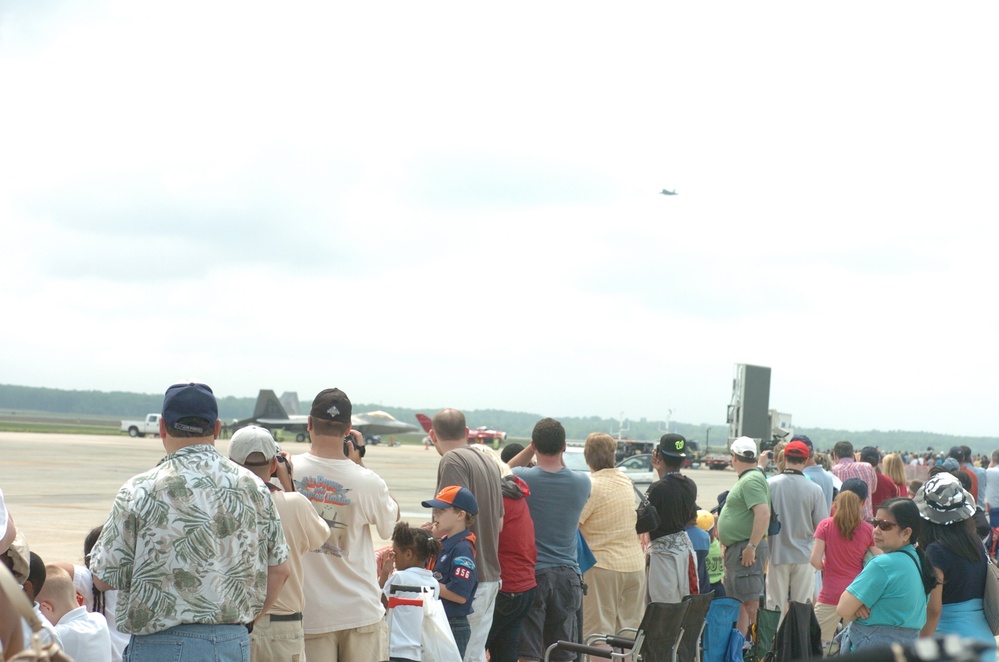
[814,517,875,605]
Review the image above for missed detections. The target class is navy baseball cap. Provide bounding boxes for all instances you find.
[162,383,218,434]
[790,434,813,448]
[841,477,869,502]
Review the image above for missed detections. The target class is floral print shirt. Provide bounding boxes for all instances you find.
[90,444,289,635]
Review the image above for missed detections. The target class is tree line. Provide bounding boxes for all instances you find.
[0,383,994,454]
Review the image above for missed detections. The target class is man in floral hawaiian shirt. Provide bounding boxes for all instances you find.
[90,382,290,661]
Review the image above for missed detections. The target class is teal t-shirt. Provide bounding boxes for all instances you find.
[845,545,927,630]
[717,468,769,546]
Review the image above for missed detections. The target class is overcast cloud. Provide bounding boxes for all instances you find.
[2,1,997,437]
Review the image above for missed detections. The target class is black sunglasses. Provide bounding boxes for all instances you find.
[867,518,900,531]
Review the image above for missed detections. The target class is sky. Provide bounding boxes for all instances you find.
[1,2,997,438]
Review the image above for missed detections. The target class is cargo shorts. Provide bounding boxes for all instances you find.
[723,538,769,603]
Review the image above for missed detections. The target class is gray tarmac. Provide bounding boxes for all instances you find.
[0,431,738,567]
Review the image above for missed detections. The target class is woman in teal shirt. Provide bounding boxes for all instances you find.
[835,498,938,651]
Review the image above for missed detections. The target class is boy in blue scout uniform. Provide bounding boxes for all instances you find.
[423,485,479,658]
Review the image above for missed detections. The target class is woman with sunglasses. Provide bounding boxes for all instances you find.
[915,473,996,662]
[810,489,881,648]
[835,498,937,652]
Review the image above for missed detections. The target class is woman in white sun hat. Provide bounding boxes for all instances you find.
[915,472,996,662]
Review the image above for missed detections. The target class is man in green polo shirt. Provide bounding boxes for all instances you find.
[716,436,770,637]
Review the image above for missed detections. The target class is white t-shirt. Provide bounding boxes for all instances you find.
[73,565,128,662]
[54,606,112,662]
[294,454,399,634]
[383,567,439,661]
[22,602,62,651]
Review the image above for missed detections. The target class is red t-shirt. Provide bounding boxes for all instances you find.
[814,517,876,605]
[871,473,900,511]
[498,483,538,593]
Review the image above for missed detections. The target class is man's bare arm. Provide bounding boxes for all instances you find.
[255,561,291,623]
[506,443,536,468]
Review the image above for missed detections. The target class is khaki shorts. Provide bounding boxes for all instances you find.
[304,620,388,662]
[251,615,305,662]
[723,539,769,603]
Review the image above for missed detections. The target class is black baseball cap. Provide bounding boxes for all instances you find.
[658,433,688,458]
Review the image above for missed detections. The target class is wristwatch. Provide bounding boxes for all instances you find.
[746,541,758,549]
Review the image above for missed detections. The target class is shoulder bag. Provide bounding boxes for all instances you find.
[0,565,75,661]
[634,485,660,534]
[983,553,999,635]
[421,586,462,662]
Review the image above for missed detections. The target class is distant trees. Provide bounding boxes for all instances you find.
[1,384,994,454]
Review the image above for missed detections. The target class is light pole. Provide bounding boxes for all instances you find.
[706,426,712,452]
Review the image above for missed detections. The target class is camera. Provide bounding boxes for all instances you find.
[270,453,290,479]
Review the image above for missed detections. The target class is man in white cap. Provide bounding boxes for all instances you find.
[229,426,331,662]
[717,436,771,637]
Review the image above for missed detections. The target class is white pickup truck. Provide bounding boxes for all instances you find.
[121,414,161,438]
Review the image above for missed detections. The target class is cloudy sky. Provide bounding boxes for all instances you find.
[2,1,997,437]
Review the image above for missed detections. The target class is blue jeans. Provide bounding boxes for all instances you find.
[124,624,249,661]
[486,587,537,662]
[449,615,471,658]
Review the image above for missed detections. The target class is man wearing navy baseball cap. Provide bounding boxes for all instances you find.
[89,382,290,660]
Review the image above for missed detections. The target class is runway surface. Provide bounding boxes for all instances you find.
[0,432,738,566]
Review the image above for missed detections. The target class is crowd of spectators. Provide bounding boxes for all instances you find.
[3,392,999,662]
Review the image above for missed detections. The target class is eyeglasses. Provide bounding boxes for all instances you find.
[867,518,900,531]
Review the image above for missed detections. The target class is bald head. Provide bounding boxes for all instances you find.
[432,409,467,443]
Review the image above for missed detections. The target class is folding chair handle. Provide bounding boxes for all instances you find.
[543,640,615,659]
[603,635,637,650]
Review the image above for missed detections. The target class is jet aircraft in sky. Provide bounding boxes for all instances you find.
[660,188,677,195]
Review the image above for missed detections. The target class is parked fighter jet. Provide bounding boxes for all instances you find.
[233,390,420,442]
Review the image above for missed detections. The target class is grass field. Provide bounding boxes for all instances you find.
[0,411,120,435]
[0,413,531,450]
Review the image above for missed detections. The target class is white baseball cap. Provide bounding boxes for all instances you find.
[730,436,758,460]
[228,426,279,465]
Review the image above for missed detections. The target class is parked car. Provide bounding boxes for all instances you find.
[616,453,657,492]
[563,444,589,472]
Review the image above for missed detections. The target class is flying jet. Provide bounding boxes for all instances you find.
[660,189,677,196]
[415,413,508,445]
[233,390,420,442]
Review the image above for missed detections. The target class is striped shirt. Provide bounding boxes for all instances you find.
[831,458,878,519]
